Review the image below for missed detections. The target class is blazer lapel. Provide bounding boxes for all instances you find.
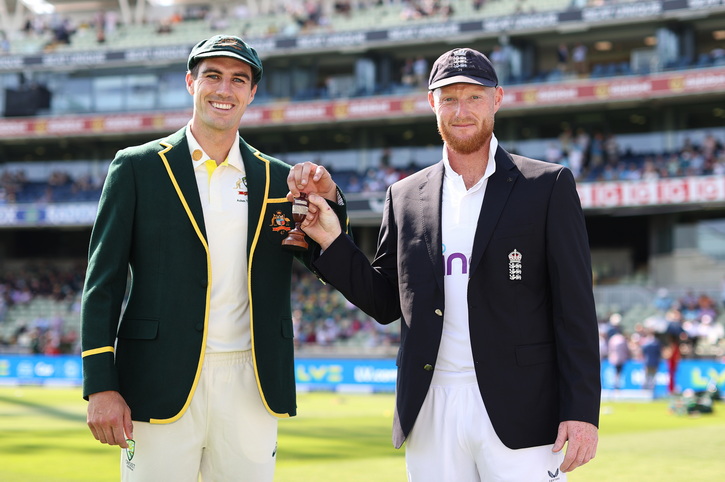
[469,147,518,275]
[419,162,445,293]
[157,128,207,241]
[239,138,268,254]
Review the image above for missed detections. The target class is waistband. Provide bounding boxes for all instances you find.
[203,350,252,367]
[430,369,478,387]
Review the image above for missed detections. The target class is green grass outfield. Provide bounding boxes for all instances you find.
[1,386,724,481]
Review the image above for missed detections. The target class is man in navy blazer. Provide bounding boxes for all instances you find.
[294,48,600,481]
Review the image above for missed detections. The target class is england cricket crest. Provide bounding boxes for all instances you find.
[508,249,522,281]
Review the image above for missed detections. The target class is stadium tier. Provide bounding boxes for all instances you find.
[0,0,724,356]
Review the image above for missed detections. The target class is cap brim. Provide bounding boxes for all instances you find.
[194,51,252,65]
[429,75,497,90]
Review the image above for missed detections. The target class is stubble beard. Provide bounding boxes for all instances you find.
[438,118,493,155]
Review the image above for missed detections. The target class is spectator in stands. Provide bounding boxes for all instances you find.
[641,158,660,180]
[489,44,510,84]
[607,323,630,390]
[572,42,588,76]
[664,309,685,393]
[298,47,600,479]
[401,57,416,87]
[413,55,429,88]
[81,35,349,481]
[640,328,662,395]
[0,31,10,54]
[557,42,569,72]
[653,287,674,312]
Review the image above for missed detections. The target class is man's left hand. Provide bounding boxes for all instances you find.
[287,161,337,202]
[553,420,598,473]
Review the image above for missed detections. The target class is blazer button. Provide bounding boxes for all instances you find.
[434,309,443,316]
[195,323,204,332]
[201,279,208,288]
[423,364,433,371]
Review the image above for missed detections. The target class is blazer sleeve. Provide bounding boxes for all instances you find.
[298,188,351,272]
[547,167,601,427]
[314,186,401,324]
[80,152,136,399]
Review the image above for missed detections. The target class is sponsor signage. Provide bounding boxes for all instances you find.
[576,176,725,210]
[2,355,723,397]
[0,67,723,139]
[0,176,724,228]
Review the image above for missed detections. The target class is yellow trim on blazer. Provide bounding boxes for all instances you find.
[151,141,212,424]
[81,346,114,357]
[248,148,292,419]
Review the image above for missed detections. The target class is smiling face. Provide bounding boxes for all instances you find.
[428,83,504,155]
[186,56,257,139]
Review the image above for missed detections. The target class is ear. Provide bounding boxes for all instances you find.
[428,90,435,111]
[493,86,504,113]
[247,83,258,105]
[185,72,194,96]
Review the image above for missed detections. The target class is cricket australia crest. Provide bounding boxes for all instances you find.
[270,211,291,234]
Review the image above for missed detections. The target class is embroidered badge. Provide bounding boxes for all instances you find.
[508,249,522,281]
[235,177,248,201]
[126,439,136,461]
[270,211,291,234]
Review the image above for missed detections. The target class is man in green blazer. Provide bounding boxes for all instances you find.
[81,35,349,481]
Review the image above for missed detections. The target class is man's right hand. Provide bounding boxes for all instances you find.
[302,193,343,250]
[87,390,133,448]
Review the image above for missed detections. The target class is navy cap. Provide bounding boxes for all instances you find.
[187,35,263,84]
[428,48,498,90]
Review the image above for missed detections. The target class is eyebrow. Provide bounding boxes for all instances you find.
[201,67,252,80]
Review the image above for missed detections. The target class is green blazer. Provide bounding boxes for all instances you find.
[81,127,348,423]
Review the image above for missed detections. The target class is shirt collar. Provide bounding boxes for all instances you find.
[186,123,244,172]
[442,134,498,190]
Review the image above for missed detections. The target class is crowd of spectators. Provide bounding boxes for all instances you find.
[0,262,397,355]
[2,258,723,363]
[598,286,725,396]
[0,169,104,204]
[542,129,725,183]
[0,131,723,205]
[0,264,85,355]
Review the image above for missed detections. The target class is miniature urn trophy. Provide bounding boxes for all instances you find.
[282,192,309,251]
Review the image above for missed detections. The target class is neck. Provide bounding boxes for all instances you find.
[190,125,237,165]
[447,142,491,190]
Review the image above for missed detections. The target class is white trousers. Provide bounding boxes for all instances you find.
[405,371,566,482]
[120,351,278,482]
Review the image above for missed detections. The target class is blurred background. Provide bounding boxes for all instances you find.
[0,0,724,399]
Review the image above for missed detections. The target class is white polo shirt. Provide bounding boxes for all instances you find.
[436,135,498,373]
[187,125,251,353]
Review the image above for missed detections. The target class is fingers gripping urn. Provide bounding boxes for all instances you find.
[282,192,309,251]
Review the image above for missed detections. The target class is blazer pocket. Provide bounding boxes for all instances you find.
[118,319,160,340]
[515,342,555,366]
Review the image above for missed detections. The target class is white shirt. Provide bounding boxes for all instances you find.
[187,125,251,352]
[436,135,498,373]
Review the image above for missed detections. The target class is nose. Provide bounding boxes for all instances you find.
[456,100,472,117]
[215,78,234,96]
